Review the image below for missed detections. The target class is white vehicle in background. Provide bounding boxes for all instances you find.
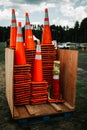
[52,40,58,49]
[57,43,64,48]
[58,42,70,49]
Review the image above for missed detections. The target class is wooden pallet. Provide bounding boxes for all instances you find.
[13,102,74,120]
[5,48,78,120]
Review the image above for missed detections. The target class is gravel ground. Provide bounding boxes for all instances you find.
[0,51,87,130]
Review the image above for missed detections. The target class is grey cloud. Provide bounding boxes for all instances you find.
[10,0,45,4]
[7,5,20,10]
[75,0,87,7]
[0,5,4,11]
[10,0,58,5]
[84,6,87,12]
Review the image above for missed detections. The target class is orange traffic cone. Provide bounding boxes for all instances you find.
[51,61,61,99]
[10,9,17,48]
[25,12,35,50]
[41,8,52,44]
[33,41,43,82]
[15,22,26,65]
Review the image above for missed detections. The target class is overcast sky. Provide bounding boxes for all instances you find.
[0,0,87,27]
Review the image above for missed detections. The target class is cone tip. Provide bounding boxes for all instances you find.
[45,8,48,12]
[18,22,21,27]
[12,9,15,14]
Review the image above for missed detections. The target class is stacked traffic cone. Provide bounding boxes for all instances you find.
[14,65,31,106]
[31,81,48,104]
[14,22,32,106]
[33,41,43,82]
[25,12,35,50]
[41,45,56,86]
[41,8,52,44]
[25,49,36,81]
[10,9,17,49]
[15,22,26,65]
[41,8,56,86]
[25,12,36,80]
[31,41,48,104]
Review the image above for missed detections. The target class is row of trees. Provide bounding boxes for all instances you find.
[0,17,87,43]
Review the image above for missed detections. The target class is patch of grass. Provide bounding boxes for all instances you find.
[76,80,87,112]
[76,81,87,95]
[0,42,5,62]
[78,49,87,54]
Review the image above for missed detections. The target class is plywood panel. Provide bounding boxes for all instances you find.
[5,48,14,117]
[58,49,78,108]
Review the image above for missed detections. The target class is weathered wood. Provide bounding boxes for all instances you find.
[26,104,56,116]
[13,106,19,118]
[50,103,62,112]
[25,105,35,116]
[5,48,14,117]
[13,103,74,119]
[64,102,75,110]
[16,106,30,119]
[58,49,78,108]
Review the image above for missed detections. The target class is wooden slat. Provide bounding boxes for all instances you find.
[64,102,75,110]
[56,103,70,112]
[13,106,19,118]
[25,105,36,116]
[16,106,30,119]
[25,104,57,116]
[50,103,62,112]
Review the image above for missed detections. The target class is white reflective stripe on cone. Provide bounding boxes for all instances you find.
[44,20,49,25]
[26,16,30,23]
[36,45,41,52]
[53,75,59,79]
[16,37,23,42]
[25,24,31,30]
[35,55,42,60]
[12,14,16,22]
[45,12,48,19]
[18,27,22,35]
[11,22,17,27]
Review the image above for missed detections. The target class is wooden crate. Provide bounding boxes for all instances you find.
[5,48,78,120]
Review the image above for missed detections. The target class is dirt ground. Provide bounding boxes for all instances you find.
[0,51,87,130]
